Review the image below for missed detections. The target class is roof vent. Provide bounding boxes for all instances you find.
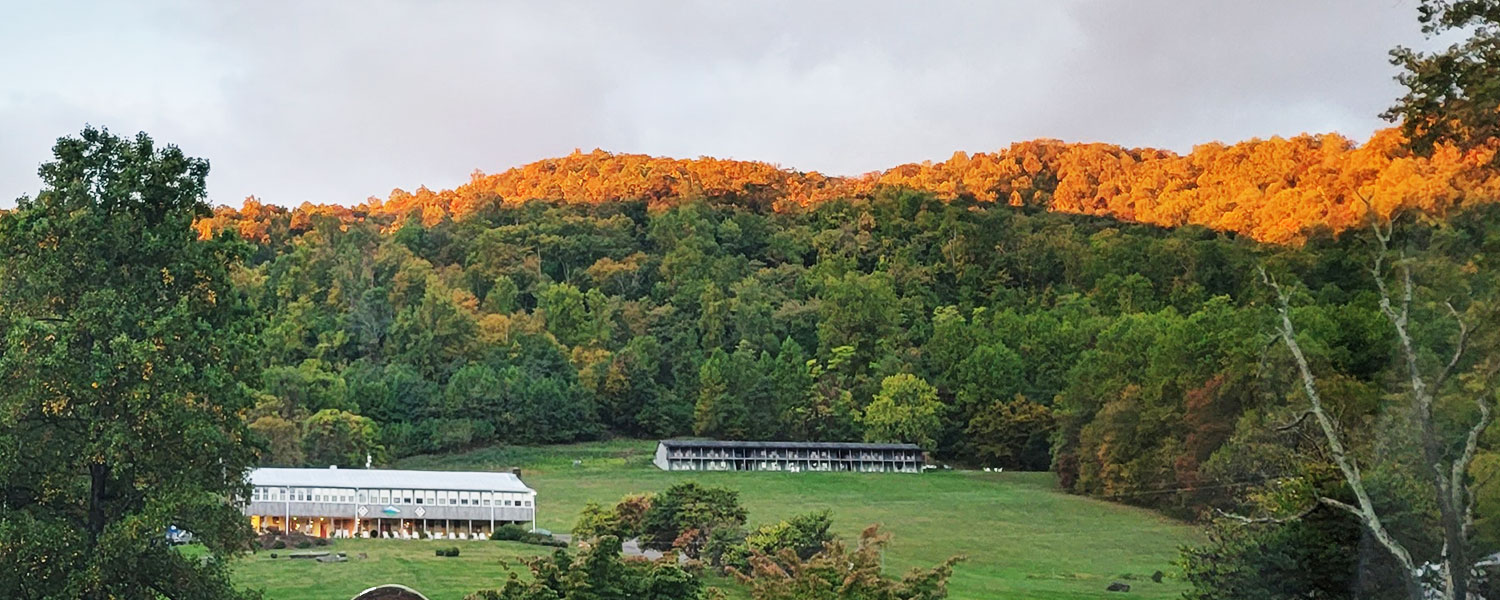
[329,465,338,469]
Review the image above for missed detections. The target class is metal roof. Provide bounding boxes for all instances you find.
[247,467,535,493]
[657,439,921,451]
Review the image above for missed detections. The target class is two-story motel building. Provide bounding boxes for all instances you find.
[243,467,536,539]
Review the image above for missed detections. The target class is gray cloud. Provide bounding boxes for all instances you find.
[0,0,1433,209]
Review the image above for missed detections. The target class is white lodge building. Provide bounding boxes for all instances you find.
[242,467,536,539]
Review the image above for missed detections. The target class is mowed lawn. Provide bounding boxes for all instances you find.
[228,539,549,600]
[231,440,1199,600]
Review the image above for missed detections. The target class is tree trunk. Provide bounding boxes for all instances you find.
[87,461,108,540]
[1443,505,1469,600]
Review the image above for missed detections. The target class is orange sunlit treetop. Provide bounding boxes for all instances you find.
[197,128,1500,245]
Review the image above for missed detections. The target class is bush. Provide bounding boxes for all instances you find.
[271,540,286,550]
[491,525,529,541]
[490,524,567,547]
[269,553,278,559]
[435,546,461,557]
[294,540,311,549]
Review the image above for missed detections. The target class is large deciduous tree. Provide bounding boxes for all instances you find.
[640,482,748,556]
[733,525,962,600]
[0,128,261,600]
[862,374,943,450]
[1386,0,1500,162]
[1258,220,1499,600]
[302,409,379,468]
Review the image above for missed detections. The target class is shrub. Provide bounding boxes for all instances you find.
[491,525,529,541]
[294,540,311,549]
[271,540,286,550]
[269,553,278,559]
[435,546,461,557]
[490,525,567,547]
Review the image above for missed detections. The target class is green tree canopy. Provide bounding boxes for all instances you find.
[0,127,260,599]
[302,409,380,468]
[640,482,749,555]
[862,374,944,450]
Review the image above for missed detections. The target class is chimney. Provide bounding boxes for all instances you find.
[510,467,522,478]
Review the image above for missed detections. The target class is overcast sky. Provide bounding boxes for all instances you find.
[0,1,1439,209]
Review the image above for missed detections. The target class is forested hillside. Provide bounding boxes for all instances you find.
[193,130,1500,519]
[198,127,1499,245]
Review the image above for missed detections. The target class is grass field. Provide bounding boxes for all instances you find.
[230,440,1200,600]
[224,539,548,600]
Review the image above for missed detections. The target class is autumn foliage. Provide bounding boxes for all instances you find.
[198,128,1499,245]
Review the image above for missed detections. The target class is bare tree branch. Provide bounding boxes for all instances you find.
[1318,496,1364,518]
[1456,390,1495,548]
[1214,503,1318,525]
[1431,302,1471,395]
[1274,410,1315,432]
[1259,266,1421,587]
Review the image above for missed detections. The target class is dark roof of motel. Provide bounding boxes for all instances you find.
[657,439,921,451]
